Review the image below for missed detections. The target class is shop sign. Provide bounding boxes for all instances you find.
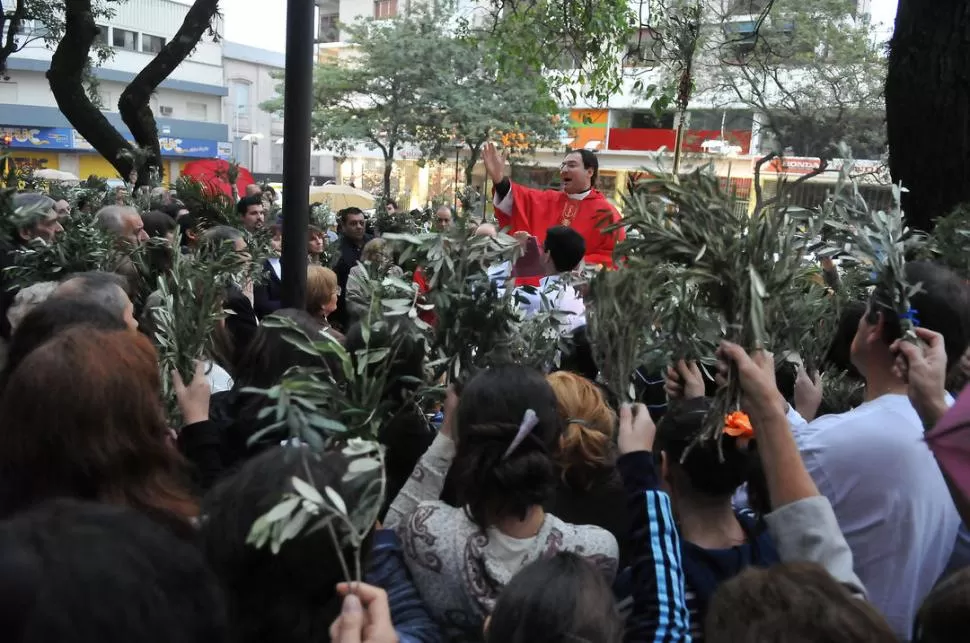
[0,127,74,149]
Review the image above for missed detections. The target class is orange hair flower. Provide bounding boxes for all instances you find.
[723,411,754,446]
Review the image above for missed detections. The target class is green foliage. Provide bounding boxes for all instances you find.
[173,176,236,228]
[150,230,247,422]
[821,157,926,342]
[3,0,120,102]
[466,0,635,103]
[424,29,563,177]
[818,368,865,416]
[586,262,666,404]
[922,203,970,279]
[3,207,129,288]
[386,227,523,383]
[707,0,886,158]
[266,1,564,192]
[619,160,831,448]
[246,441,385,580]
[264,5,456,196]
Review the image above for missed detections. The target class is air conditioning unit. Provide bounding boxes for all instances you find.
[159,105,174,116]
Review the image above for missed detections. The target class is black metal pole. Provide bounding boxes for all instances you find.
[279,0,314,309]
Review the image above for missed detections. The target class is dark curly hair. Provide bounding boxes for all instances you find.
[453,364,563,529]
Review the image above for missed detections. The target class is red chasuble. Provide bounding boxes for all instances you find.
[495,182,625,267]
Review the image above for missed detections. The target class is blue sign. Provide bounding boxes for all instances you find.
[2,126,229,160]
[0,127,74,150]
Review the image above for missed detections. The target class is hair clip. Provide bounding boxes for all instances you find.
[900,308,920,327]
[503,409,539,459]
[723,411,754,449]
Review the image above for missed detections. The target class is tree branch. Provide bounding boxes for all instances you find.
[0,0,27,75]
[119,0,220,184]
[47,0,135,181]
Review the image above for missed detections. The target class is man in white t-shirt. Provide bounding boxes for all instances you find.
[514,225,586,334]
[787,261,970,638]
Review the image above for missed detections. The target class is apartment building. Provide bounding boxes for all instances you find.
[0,0,230,182]
[223,41,335,181]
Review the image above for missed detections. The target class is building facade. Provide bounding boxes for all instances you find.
[1,0,230,182]
[222,41,335,182]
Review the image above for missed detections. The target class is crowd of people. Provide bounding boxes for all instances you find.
[0,146,969,643]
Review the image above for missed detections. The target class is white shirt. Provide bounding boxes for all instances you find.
[514,275,585,333]
[789,395,960,638]
[487,260,512,285]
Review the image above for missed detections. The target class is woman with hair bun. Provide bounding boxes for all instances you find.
[385,364,618,640]
[545,371,631,564]
[653,396,779,640]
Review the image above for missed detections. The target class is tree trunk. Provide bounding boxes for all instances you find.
[0,0,27,76]
[886,1,970,231]
[118,0,220,186]
[464,141,482,187]
[48,0,136,182]
[382,155,393,198]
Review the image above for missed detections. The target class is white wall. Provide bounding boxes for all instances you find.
[222,57,285,173]
[12,0,224,86]
[0,70,222,122]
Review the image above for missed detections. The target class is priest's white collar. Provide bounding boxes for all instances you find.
[567,189,591,201]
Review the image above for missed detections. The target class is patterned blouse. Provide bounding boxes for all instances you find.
[384,433,619,641]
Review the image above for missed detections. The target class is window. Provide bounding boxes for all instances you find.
[374,0,397,19]
[100,90,112,110]
[186,101,208,121]
[94,24,109,46]
[112,27,137,51]
[142,34,166,54]
[613,110,674,130]
[231,81,251,117]
[317,13,339,43]
[624,28,659,68]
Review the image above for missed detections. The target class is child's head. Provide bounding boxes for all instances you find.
[486,552,622,643]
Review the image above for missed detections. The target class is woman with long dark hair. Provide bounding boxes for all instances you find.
[0,328,197,529]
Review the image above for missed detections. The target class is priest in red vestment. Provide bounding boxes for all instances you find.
[482,142,624,267]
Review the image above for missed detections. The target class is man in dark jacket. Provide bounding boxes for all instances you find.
[1,193,65,340]
[331,207,372,330]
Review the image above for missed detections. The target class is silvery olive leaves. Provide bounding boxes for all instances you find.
[151,229,247,424]
[385,225,528,383]
[246,440,385,585]
[616,161,833,448]
[242,313,407,568]
[820,149,926,343]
